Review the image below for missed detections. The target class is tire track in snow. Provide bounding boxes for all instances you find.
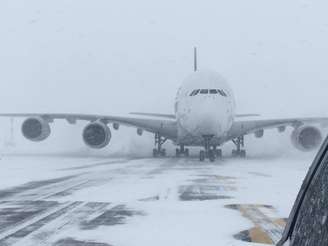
[0,201,82,246]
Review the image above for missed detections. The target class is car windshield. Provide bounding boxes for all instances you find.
[1,1,327,246]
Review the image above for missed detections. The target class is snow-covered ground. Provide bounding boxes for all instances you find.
[0,154,314,246]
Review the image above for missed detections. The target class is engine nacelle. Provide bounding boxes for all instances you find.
[278,126,286,133]
[137,128,143,136]
[21,117,51,142]
[113,122,120,130]
[83,121,111,149]
[254,129,264,138]
[291,125,322,152]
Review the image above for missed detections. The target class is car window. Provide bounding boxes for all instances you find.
[290,155,328,245]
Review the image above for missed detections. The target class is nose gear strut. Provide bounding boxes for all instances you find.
[176,145,189,157]
[232,135,246,158]
[199,135,222,162]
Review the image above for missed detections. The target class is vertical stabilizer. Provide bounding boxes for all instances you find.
[194,47,197,72]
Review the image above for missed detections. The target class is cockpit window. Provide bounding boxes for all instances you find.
[189,89,227,97]
[218,89,227,97]
[189,89,200,96]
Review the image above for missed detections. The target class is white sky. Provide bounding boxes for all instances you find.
[0,0,328,153]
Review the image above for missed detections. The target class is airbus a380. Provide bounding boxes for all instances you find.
[1,48,327,161]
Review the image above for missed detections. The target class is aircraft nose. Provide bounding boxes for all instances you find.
[183,102,223,136]
[194,111,222,135]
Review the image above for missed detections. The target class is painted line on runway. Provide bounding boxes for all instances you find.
[226,204,286,244]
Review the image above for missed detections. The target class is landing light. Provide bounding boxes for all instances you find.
[113,122,120,130]
[137,128,143,136]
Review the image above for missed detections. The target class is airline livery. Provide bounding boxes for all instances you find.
[1,48,327,161]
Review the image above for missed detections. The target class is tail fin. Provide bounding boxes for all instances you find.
[194,47,197,72]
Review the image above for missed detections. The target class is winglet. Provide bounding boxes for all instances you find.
[194,47,197,72]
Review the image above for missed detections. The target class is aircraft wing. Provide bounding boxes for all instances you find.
[0,113,178,140]
[227,117,328,139]
[129,112,176,119]
[235,113,260,118]
[129,112,260,119]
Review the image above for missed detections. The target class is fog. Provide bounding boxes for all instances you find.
[1,0,328,156]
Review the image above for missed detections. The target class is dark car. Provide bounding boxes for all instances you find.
[277,136,328,245]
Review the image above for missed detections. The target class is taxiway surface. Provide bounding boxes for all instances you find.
[0,154,313,246]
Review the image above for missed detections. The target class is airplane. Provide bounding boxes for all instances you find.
[1,47,328,162]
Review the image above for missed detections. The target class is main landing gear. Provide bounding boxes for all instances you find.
[152,133,167,157]
[199,135,222,162]
[232,135,246,158]
[176,145,189,157]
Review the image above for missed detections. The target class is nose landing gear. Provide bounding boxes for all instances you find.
[199,135,222,162]
[232,135,246,158]
[176,145,189,157]
[152,133,167,157]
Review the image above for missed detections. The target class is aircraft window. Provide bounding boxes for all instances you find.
[210,89,218,94]
[200,89,208,94]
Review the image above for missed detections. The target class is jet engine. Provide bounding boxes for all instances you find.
[21,117,51,141]
[83,121,111,149]
[291,125,322,152]
[254,129,264,138]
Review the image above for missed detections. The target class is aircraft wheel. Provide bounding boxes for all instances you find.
[209,150,215,162]
[161,149,166,157]
[232,149,246,158]
[240,150,246,158]
[184,148,189,157]
[153,149,158,157]
[215,149,222,159]
[199,150,205,161]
